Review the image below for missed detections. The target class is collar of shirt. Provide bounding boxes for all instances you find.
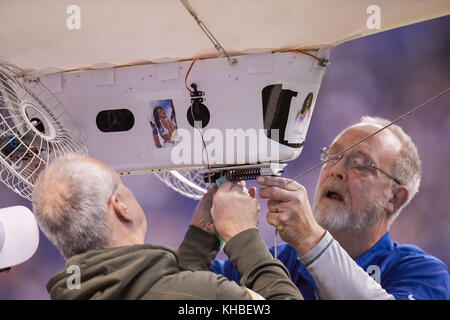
[355,231,395,271]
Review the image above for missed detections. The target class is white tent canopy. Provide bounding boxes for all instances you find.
[0,0,449,74]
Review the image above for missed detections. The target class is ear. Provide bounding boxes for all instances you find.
[387,185,409,217]
[109,192,132,223]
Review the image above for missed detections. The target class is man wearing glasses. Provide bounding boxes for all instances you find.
[200,116,449,299]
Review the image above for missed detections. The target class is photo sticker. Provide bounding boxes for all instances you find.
[148,99,179,148]
[286,91,315,144]
[296,92,313,124]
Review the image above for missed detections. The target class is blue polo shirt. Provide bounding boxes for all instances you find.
[211,232,450,300]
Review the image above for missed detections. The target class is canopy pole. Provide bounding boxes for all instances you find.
[180,0,237,65]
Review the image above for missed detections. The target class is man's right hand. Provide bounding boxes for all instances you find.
[211,181,260,242]
[257,176,325,256]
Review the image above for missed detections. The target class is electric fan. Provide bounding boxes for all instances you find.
[0,62,87,200]
[154,169,208,200]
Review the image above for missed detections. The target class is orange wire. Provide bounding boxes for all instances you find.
[280,50,322,62]
[185,57,207,94]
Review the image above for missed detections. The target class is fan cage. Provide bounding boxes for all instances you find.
[0,62,87,200]
[154,169,209,200]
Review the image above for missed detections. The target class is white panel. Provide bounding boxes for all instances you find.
[92,68,115,86]
[246,53,273,74]
[44,51,330,172]
[156,62,180,81]
[39,72,62,93]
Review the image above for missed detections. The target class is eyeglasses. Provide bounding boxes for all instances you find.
[320,146,402,185]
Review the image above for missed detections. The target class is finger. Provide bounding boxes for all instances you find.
[237,180,246,187]
[267,199,282,212]
[259,186,297,201]
[206,184,218,195]
[249,187,257,198]
[266,211,279,228]
[256,176,302,191]
[230,181,246,193]
[217,181,233,193]
[208,184,218,191]
[199,185,218,205]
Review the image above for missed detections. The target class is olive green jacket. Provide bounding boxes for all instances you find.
[47,226,303,300]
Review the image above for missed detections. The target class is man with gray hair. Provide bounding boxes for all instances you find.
[32,154,303,300]
[207,116,449,299]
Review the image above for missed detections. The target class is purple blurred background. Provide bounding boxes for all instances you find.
[1,15,449,299]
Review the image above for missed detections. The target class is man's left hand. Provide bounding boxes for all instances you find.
[192,185,218,235]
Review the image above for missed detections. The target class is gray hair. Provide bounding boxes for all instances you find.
[359,116,422,225]
[32,153,119,259]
